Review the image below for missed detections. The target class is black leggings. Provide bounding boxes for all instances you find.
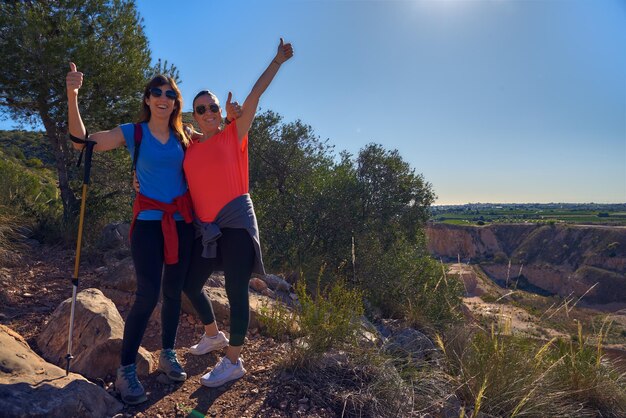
[183,228,255,347]
[121,220,194,366]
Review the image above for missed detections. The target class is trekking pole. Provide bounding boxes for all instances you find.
[65,139,96,375]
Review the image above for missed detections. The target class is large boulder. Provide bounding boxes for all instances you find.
[0,325,122,418]
[37,288,152,379]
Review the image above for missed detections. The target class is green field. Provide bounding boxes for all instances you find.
[431,204,626,226]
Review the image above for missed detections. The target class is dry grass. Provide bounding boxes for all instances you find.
[438,320,626,417]
[277,345,457,417]
[0,211,25,267]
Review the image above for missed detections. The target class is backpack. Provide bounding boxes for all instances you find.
[131,123,142,176]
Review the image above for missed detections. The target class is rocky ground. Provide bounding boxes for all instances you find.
[0,243,334,417]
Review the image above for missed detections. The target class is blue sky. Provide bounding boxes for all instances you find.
[3,0,625,204]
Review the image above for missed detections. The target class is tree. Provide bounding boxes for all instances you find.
[0,0,152,221]
[248,110,336,270]
[356,143,435,244]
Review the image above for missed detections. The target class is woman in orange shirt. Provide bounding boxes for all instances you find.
[182,39,293,387]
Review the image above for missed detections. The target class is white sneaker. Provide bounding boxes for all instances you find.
[189,331,229,355]
[200,357,246,387]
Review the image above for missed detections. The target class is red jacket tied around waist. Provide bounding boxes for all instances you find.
[130,191,193,264]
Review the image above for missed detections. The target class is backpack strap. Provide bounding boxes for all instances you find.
[132,123,142,175]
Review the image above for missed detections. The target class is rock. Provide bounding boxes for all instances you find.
[37,288,153,379]
[248,293,279,329]
[0,325,122,417]
[94,266,108,274]
[100,257,136,292]
[98,222,130,251]
[206,273,225,288]
[318,350,349,368]
[262,274,291,292]
[384,328,437,362]
[249,277,268,293]
[358,316,383,347]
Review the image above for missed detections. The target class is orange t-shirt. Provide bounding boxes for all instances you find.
[183,122,249,223]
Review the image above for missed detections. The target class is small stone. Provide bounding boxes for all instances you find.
[280,401,288,410]
[298,397,309,404]
[251,388,259,394]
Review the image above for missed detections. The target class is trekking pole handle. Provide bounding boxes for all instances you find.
[83,140,96,185]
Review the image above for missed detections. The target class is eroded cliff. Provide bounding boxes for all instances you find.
[426,223,626,304]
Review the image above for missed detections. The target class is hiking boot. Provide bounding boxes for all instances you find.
[189,331,229,355]
[158,348,187,382]
[200,356,246,388]
[115,363,147,405]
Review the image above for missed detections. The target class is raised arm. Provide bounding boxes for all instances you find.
[235,39,294,142]
[66,62,125,151]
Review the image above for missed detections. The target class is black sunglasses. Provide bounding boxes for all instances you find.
[149,87,178,100]
[195,103,220,115]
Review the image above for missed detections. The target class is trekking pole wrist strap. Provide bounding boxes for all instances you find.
[70,130,90,168]
[69,131,89,145]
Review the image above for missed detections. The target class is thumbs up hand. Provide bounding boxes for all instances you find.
[66,62,83,97]
[225,91,242,122]
[274,38,294,65]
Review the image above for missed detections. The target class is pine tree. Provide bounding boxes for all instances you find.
[0,0,152,221]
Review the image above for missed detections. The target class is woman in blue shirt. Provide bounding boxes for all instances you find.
[67,63,193,405]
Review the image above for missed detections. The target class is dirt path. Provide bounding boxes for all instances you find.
[0,245,331,417]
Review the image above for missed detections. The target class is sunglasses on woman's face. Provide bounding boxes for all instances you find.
[149,87,178,100]
[195,103,220,115]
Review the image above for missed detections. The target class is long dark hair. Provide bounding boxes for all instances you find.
[139,75,190,147]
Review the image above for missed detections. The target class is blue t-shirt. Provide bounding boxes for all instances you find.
[121,123,187,221]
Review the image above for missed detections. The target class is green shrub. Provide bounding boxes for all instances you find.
[8,145,25,160]
[293,275,364,360]
[257,300,299,340]
[258,269,365,367]
[357,234,464,329]
[0,150,61,222]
